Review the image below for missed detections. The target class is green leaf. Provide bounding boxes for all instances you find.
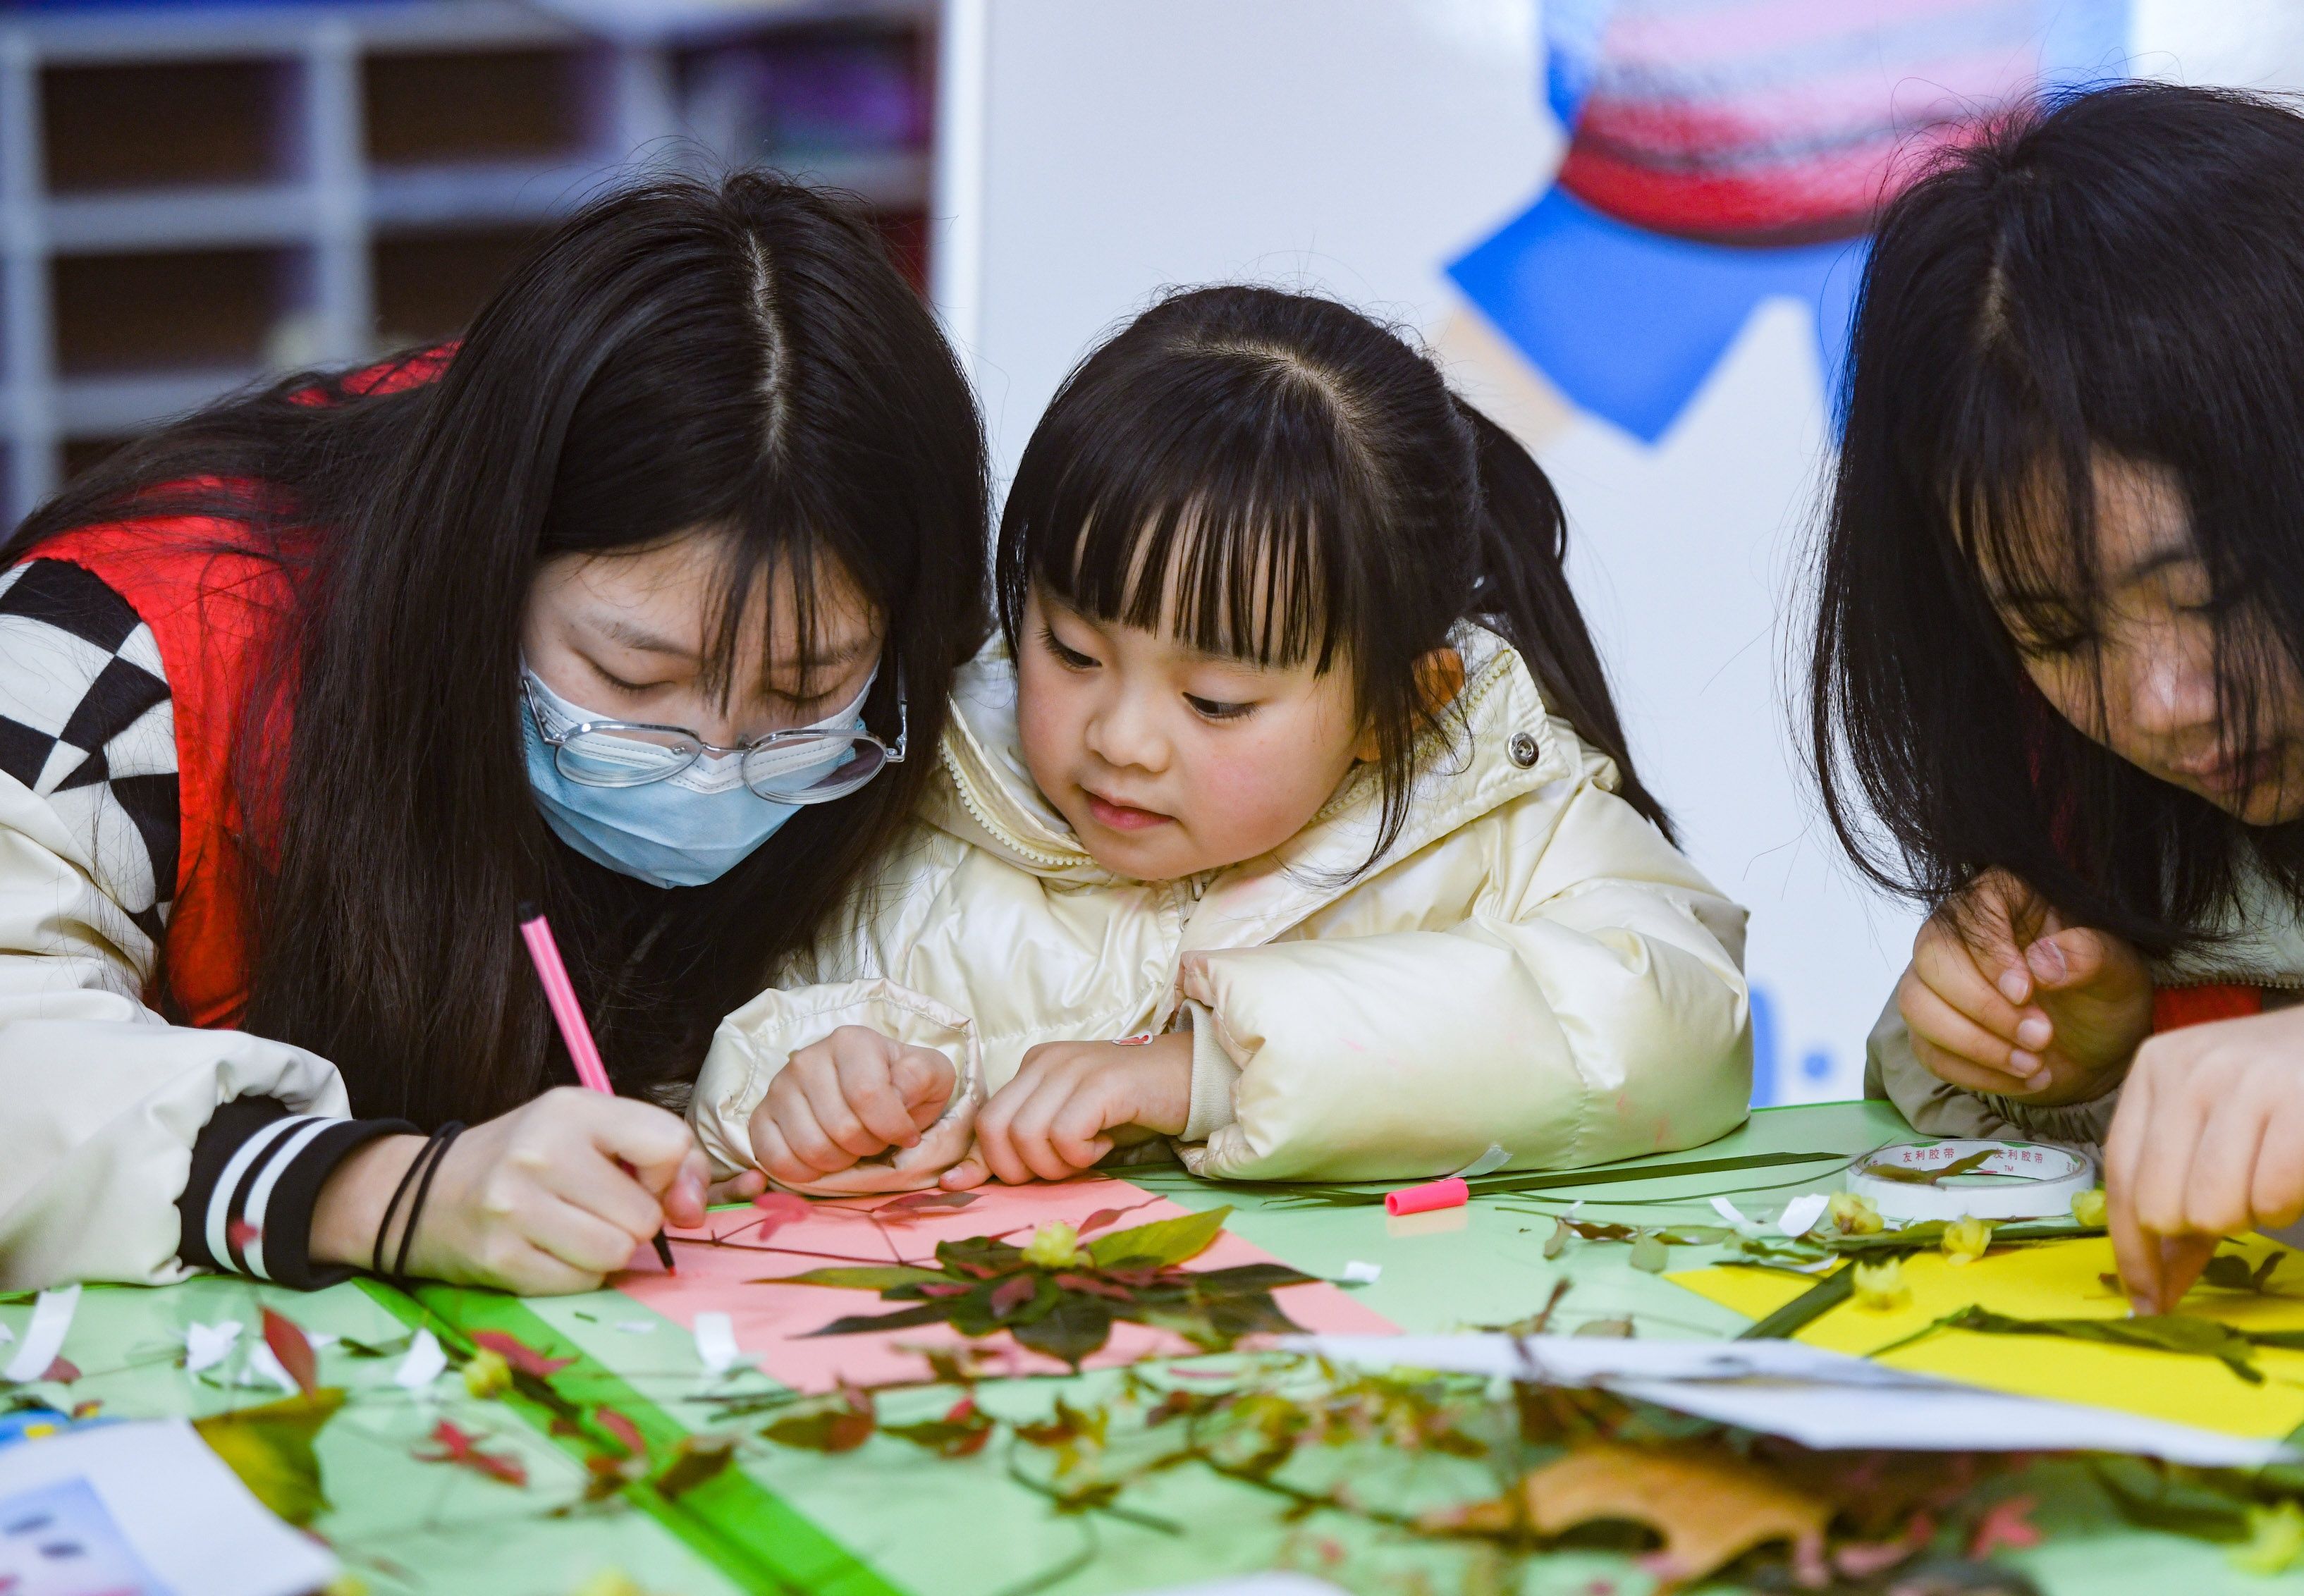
[803,1301,961,1339]
[1198,1291,1306,1344]
[1184,1263,1319,1296]
[936,1234,1026,1276]
[1245,1149,1852,1208]
[1010,1294,1114,1369]
[333,1334,412,1360]
[770,1266,955,1291]
[1875,1306,2266,1384]
[1734,1265,1855,1340]
[2089,1459,2250,1543]
[193,1389,343,1526]
[1629,1233,1669,1273]
[1089,1206,1230,1270]
[1858,1148,2001,1187]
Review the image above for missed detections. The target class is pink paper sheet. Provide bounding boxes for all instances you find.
[616,1176,1396,1392]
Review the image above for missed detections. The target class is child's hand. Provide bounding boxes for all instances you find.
[750,1026,963,1189]
[2107,1005,2304,1313]
[1897,868,2152,1105]
[956,1033,1194,1186]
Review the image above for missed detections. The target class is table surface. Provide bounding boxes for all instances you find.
[4,1101,2285,1596]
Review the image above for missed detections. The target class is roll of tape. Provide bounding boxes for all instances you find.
[1844,1140,2096,1222]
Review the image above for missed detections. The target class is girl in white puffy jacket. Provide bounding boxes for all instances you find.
[690,286,1753,1191]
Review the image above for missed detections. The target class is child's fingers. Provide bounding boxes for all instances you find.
[939,1152,989,1191]
[706,1168,768,1205]
[977,1075,1076,1184]
[998,1076,1094,1181]
[831,1041,926,1151]
[889,1047,960,1131]
[1048,1092,1118,1172]
[794,1048,892,1160]
[762,1109,854,1180]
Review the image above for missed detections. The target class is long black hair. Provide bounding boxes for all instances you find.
[995,284,1668,866]
[6,173,988,1124]
[1810,82,2304,954]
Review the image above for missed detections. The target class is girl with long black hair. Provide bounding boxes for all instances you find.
[1812,83,2304,1313]
[689,286,1750,1193]
[0,173,986,1294]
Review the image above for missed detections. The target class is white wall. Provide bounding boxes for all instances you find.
[934,0,2304,1105]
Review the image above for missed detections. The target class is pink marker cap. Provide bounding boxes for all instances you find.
[1385,1175,1469,1217]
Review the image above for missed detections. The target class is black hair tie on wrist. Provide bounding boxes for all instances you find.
[372,1122,465,1283]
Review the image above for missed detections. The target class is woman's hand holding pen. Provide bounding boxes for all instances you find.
[311,1088,709,1294]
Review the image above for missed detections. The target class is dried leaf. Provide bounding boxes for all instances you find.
[1518,1442,1830,1589]
[260,1308,317,1397]
[1011,1294,1113,1368]
[1089,1206,1230,1270]
[1077,1208,1129,1235]
[655,1434,737,1497]
[804,1302,960,1338]
[39,1358,78,1385]
[1861,1149,1999,1186]
[748,1191,812,1240]
[593,1405,645,1459]
[764,1394,876,1453]
[990,1273,1044,1319]
[415,1418,528,1487]
[1571,1318,1634,1339]
[193,1389,343,1526]
[468,1330,575,1379]
[1878,1306,2265,1383]
[1967,1494,2042,1558]
[877,1191,979,1220]
[769,1265,953,1291]
[2200,1251,2285,1294]
[884,1397,995,1458]
[1544,1220,1571,1260]
[1629,1234,1669,1273]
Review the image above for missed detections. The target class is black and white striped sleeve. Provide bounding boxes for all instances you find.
[0,557,409,1288]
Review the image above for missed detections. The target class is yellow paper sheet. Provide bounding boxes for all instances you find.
[1669,1235,2304,1439]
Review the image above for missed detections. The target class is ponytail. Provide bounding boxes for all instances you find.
[1461,404,1674,839]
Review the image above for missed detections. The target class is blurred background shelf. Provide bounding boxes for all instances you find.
[0,0,937,524]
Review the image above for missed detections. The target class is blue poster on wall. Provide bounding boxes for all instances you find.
[1450,0,2131,444]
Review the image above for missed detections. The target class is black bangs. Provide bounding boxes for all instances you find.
[1009,342,1380,677]
[1812,81,2304,953]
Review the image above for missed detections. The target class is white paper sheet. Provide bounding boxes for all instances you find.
[183,1321,242,1375]
[694,1311,747,1376]
[394,1328,448,1392]
[0,1419,337,1596]
[3,1286,78,1385]
[1285,1333,2291,1469]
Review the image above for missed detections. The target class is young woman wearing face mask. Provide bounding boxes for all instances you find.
[0,174,986,1294]
[1810,85,2304,1314]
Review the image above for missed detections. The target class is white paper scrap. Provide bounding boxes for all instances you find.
[1284,1333,2291,1470]
[0,1418,338,1596]
[183,1320,243,1375]
[694,1311,747,1376]
[394,1327,448,1392]
[613,1320,658,1334]
[243,1342,302,1396]
[305,1332,341,1351]
[1710,1196,1758,1232]
[4,1284,79,1384]
[1450,1143,1511,1179]
[1777,1193,1831,1238]
[1340,1261,1383,1284]
[0,1323,14,1346]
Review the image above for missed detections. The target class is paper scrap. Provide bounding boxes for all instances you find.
[1287,1333,2290,1469]
[1340,1261,1383,1284]
[1451,1143,1511,1179]
[243,1342,302,1396]
[1777,1193,1830,1239]
[183,1320,243,1375]
[613,1320,657,1334]
[694,1311,747,1377]
[1710,1197,1758,1232]
[0,1418,338,1596]
[305,1332,341,1351]
[4,1284,78,1384]
[394,1328,448,1392]
[0,1324,13,1346]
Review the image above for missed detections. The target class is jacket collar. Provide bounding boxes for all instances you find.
[923,625,1588,939]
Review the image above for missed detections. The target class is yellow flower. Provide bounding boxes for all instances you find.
[1942,1216,1994,1266]
[1022,1222,1089,1270]
[570,1572,649,1596]
[321,1576,370,1596]
[1829,1191,1883,1236]
[2232,1501,2304,1575]
[462,1348,511,1399]
[1851,1257,1910,1312]
[2071,1186,2108,1227]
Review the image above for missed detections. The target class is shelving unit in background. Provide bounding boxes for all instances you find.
[0,0,935,524]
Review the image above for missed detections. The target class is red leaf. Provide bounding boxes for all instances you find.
[41,1358,78,1385]
[917,1282,971,1298]
[1967,1495,2042,1559]
[261,1308,317,1396]
[594,1405,646,1459]
[469,1330,575,1379]
[1053,1273,1135,1302]
[878,1191,979,1221]
[226,1220,261,1252]
[990,1275,1039,1317]
[416,1419,529,1488]
[749,1191,812,1240]
[1076,1208,1127,1236]
[68,1400,101,1420]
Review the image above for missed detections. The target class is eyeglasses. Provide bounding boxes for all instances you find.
[522,675,906,803]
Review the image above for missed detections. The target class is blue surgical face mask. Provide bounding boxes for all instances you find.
[520,665,876,889]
